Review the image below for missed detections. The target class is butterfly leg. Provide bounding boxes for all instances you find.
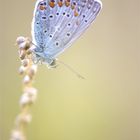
[48,59,59,69]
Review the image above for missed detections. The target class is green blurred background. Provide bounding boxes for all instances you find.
[0,0,140,140]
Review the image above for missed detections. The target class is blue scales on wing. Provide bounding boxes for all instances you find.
[31,0,102,65]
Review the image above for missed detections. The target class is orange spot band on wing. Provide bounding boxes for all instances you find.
[58,1,63,7]
[49,2,55,8]
[74,10,79,17]
[71,4,75,10]
[39,5,46,10]
[65,1,70,7]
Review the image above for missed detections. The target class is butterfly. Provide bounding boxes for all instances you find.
[31,0,102,67]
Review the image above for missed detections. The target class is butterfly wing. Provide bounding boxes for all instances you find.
[52,0,102,57]
[32,0,102,64]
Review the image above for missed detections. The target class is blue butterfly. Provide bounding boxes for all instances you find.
[31,0,102,67]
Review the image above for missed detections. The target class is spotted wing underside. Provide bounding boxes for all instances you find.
[32,0,102,60]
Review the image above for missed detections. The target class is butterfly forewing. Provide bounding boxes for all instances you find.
[32,0,102,64]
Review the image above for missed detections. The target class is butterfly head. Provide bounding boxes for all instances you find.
[31,46,56,67]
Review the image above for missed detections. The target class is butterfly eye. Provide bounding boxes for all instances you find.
[56,12,59,15]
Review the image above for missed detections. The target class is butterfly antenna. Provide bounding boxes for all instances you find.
[56,59,85,79]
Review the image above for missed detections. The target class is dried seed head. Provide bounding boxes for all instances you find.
[20,91,37,106]
[16,36,26,45]
[31,64,38,72]
[17,37,31,51]
[28,64,38,77]
[19,41,30,50]
[16,114,32,124]
[19,66,27,75]
[26,50,32,55]
[25,87,37,103]
[20,92,30,106]
[24,87,37,95]
[23,75,31,84]
[19,50,26,60]
[18,42,27,49]
[22,114,32,123]
[21,59,30,67]
[26,45,36,55]
[30,91,37,103]
[11,130,24,140]
[24,40,31,50]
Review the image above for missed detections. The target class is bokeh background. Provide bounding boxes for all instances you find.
[0,0,140,140]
